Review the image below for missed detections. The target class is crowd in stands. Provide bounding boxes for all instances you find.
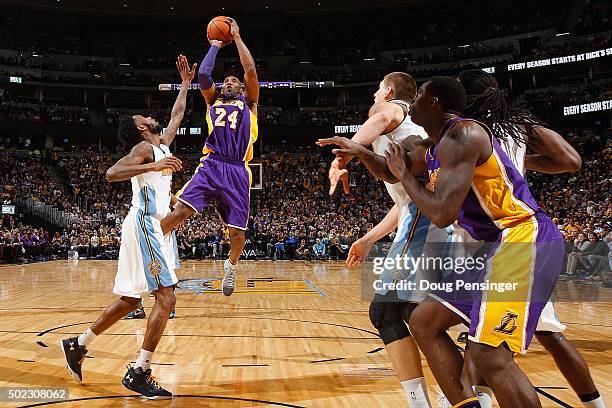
[529,128,611,282]
[1,126,610,288]
[0,215,52,263]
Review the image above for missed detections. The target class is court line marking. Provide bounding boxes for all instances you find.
[303,278,326,296]
[17,394,306,408]
[534,387,572,408]
[310,357,345,363]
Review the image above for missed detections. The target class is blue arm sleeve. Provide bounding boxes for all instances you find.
[198,45,220,90]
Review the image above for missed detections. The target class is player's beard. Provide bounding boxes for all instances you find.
[148,123,163,135]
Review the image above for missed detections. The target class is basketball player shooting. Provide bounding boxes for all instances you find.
[59,55,195,399]
[161,18,259,296]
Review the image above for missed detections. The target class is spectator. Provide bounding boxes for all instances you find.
[313,238,326,259]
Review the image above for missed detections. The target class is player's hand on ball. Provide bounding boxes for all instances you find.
[208,35,231,48]
[346,238,374,267]
[176,54,197,83]
[328,157,349,196]
[153,157,183,173]
[227,17,240,39]
[385,142,409,180]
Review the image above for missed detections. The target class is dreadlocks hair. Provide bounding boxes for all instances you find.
[426,76,467,115]
[458,69,546,145]
[117,115,142,152]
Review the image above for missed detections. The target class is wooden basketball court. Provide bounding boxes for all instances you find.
[0,260,610,407]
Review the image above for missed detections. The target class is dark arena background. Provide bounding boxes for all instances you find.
[0,0,610,407]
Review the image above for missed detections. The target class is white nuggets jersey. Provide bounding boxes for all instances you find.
[114,141,179,298]
[130,143,173,220]
[371,100,428,208]
[495,124,527,175]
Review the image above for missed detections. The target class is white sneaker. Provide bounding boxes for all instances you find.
[222,259,237,296]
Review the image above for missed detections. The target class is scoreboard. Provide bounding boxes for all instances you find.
[158,81,334,91]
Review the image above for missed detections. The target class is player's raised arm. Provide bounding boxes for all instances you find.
[106,142,182,183]
[229,18,259,113]
[198,38,228,106]
[317,135,427,183]
[162,55,197,146]
[326,102,403,195]
[525,126,582,173]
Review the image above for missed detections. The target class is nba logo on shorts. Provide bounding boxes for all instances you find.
[148,260,162,277]
[494,311,519,335]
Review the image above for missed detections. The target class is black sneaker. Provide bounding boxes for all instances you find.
[122,365,172,400]
[169,309,176,319]
[125,307,146,319]
[59,337,87,383]
[457,332,468,344]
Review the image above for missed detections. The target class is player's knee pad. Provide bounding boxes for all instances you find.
[369,301,411,345]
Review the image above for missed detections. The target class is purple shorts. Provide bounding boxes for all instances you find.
[176,154,251,230]
[430,214,564,353]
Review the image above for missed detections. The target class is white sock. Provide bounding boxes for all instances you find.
[583,396,606,408]
[135,348,153,371]
[401,377,432,408]
[77,328,97,347]
[473,385,493,408]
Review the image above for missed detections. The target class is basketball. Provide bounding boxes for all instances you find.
[207,16,232,42]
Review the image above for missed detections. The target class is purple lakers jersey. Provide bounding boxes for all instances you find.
[203,94,258,162]
[425,117,543,241]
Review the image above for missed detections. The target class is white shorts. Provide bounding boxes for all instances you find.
[113,209,179,299]
[535,301,566,333]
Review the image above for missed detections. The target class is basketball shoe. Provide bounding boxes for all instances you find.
[126,307,146,319]
[222,259,237,296]
[60,337,87,383]
[122,365,172,399]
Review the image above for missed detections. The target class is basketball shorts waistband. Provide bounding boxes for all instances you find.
[207,153,247,165]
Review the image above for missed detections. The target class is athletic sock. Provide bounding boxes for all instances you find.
[135,348,153,371]
[581,391,606,408]
[401,377,432,408]
[453,397,481,408]
[473,386,493,408]
[77,328,97,347]
[583,398,606,408]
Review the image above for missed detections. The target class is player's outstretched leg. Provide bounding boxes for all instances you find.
[60,296,142,383]
[121,285,175,399]
[537,332,607,408]
[462,332,607,408]
[160,202,194,236]
[222,227,246,296]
